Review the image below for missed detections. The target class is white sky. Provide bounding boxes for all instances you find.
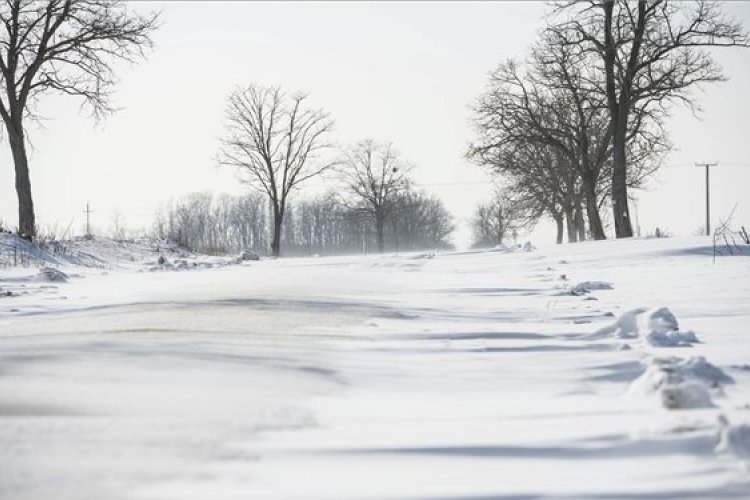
[0,1,748,248]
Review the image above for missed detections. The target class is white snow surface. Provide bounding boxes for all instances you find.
[1,235,750,499]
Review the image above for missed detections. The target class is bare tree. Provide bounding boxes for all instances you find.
[556,0,748,238]
[0,0,158,239]
[338,139,412,253]
[220,84,335,257]
[471,188,521,248]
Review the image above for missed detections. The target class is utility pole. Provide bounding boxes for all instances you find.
[83,202,94,239]
[695,163,717,236]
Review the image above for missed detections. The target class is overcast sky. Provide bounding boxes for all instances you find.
[1,1,748,247]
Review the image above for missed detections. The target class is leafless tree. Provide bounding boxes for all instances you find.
[338,139,412,253]
[0,0,158,239]
[220,84,335,257]
[554,0,748,238]
[471,188,522,248]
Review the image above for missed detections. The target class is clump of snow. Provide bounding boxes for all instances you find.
[566,281,614,296]
[639,308,698,347]
[33,267,69,283]
[644,329,699,347]
[590,307,648,339]
[660,382,714,409]
[630,356,732,410]
[591,307,698,347]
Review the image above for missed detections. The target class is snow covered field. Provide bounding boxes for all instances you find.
[1,236,749,499]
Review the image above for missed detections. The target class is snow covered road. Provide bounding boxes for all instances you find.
[1,237,749,499]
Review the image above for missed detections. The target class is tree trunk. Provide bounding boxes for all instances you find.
[375,213,385,253]
[565,207,577,244]
[611,117,633,238]
[554,215,564,245]
[582,172,606,240]
[575,205,586,242]
[270,206,283,257]
[7,120,36,240]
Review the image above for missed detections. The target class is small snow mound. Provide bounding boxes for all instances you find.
[629,356,731,410]
[567,281,614,296]
[661,383,714,409]
[716,424,750,458]
[33,268,69,283]
[591,307,698,347]
[653,356,734,386]
[645,329,699,347]
[639,307,679,335]
[590,307,648,339]
[631,357,733,393]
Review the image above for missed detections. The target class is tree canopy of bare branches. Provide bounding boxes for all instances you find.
[220,84,335,257]
[0,0,159,239]
[553,0,749,238]
[338,139,412,252]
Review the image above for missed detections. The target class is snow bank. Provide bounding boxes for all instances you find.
[592,307,698,347]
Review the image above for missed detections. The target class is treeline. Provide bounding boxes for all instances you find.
[154,189,454,257]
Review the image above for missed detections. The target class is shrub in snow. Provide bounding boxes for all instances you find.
[33,268,69,283]
[238,250,260,261]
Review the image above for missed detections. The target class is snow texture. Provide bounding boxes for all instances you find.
[1,235,749,499]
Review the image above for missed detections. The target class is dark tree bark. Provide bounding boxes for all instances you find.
[554,214,564,245]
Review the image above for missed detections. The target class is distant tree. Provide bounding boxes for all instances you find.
[555,0,749,238]
[338,140,412,252]
[220,84,335,257]
[0,0,158,239]
[471,188,521,248]
[387,188,454,251]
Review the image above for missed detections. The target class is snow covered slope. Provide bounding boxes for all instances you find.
[1,236,749,499]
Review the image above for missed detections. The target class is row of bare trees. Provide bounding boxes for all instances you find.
[218,83,453,256]
[469,0,748,242]
[156,189,454,257]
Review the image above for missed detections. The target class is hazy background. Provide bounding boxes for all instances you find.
[0,1,748,248]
